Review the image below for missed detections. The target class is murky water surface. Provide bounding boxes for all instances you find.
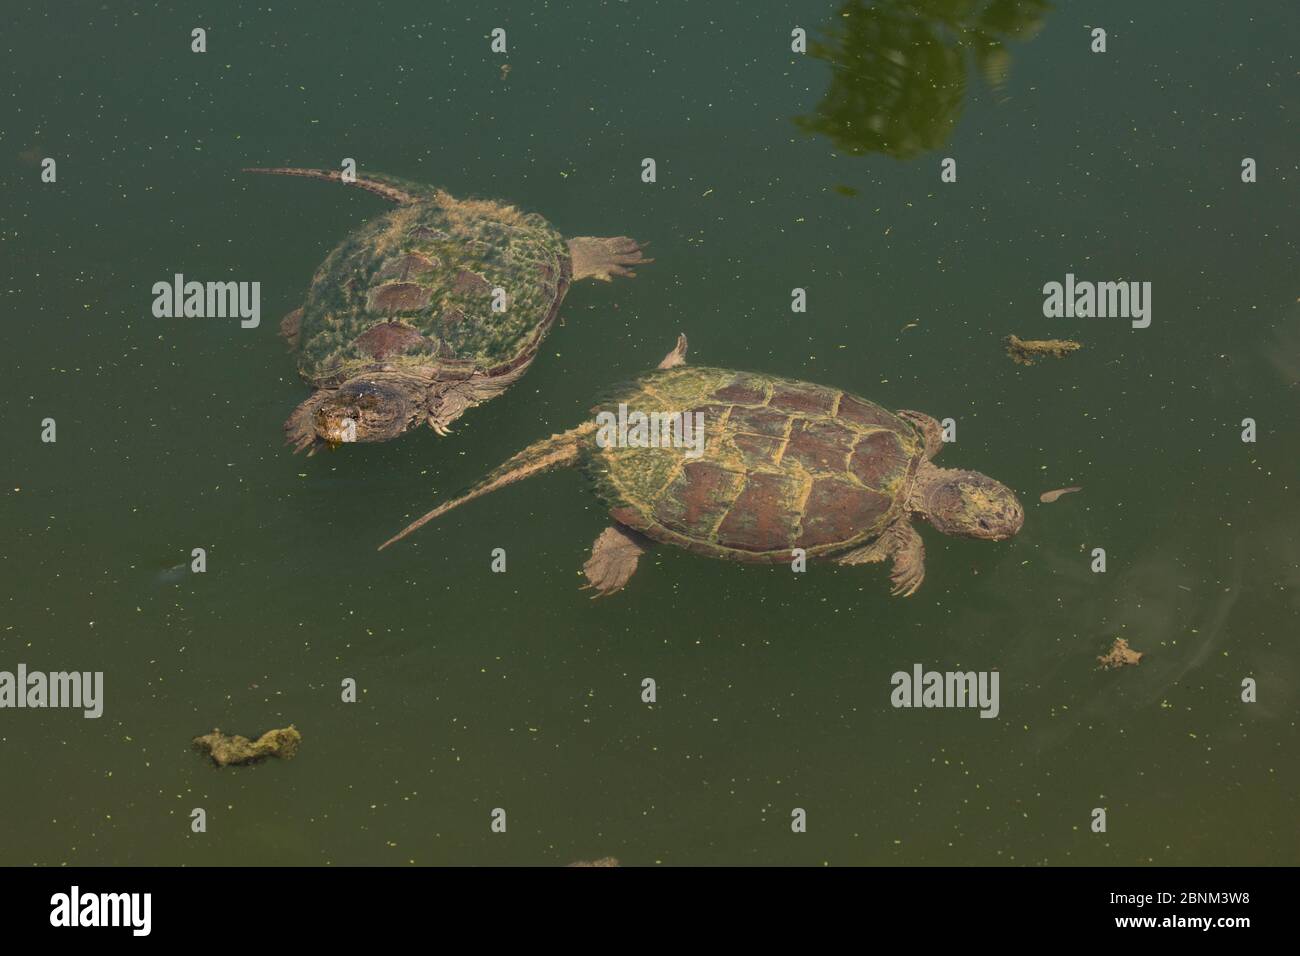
[2,0,1296,865]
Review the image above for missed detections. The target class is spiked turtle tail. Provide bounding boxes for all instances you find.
[241,167,437,206]
[378,423,598,551]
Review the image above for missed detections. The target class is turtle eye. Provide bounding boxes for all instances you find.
[978,518,991,531]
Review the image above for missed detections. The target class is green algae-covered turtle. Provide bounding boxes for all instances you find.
[379,336,1024,596]
[244,166,650,453]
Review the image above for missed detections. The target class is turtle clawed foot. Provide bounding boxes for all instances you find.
[597,237,651,280]
[606,236,651,275]
[568,236,653,282]
[579,570,631,599]
[428,413,456,437]
[286,429,322,455]
[889,566,924,598]
[285,392,330,455]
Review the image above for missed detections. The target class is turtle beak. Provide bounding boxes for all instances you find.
[315,403,359,445]
[991,496,1025,540]
[965,480,1023,540]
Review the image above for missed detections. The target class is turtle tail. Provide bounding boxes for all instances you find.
[242,167,437,206]
[378,423,598,551]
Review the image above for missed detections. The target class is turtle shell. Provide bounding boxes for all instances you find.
[294,196,571,385]
[583,367,924,562]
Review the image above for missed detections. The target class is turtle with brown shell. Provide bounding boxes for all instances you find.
[244,167,650,453]
[379,336,1024,596]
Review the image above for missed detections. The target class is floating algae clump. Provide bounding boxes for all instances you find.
[1004,334,1082,366]
[1097,638,1143,670]
[193,725,302,767]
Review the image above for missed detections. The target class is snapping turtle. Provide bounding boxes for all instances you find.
[244,167,650,452]
[379,337,1023,596]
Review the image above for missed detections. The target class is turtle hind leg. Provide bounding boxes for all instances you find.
[657,333,688,369]
[838,519,926,597]
[567,236,652,282]
[581,526,648,597]
[279,308,303,349]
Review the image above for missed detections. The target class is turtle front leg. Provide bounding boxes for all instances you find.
[581,526,648,597]
[428,407,462,436]
[427,367,531,436]
[896,410,944,459]
[886,523,927,596]
[838,519,927,597]
[567,236,652,282]
[427,383,477,436]
[284,390,331,455]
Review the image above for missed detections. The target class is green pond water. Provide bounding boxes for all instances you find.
[2,0,1296,866]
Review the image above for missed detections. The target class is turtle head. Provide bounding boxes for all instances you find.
[917,466,1023,541]
[315,374,420,446]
